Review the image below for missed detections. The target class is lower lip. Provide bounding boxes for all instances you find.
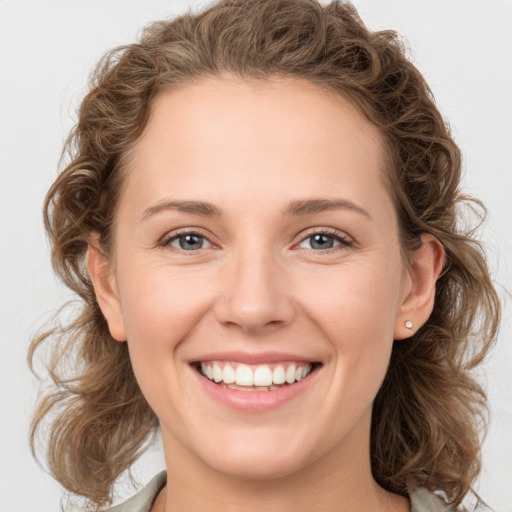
[193,366,320,412]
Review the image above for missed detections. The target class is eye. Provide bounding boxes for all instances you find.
[164,232,212,251]
[297,230,352,251]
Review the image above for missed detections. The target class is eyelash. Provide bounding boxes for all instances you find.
[159,228,353,254]
[159,229,214,253]
[296,228,353,253]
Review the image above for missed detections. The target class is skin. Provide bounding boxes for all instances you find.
[88,76,444,512]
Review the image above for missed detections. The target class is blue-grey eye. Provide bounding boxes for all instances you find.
[298,233,343,250]
[171,233,206,250]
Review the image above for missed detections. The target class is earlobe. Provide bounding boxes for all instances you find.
[86,235,127,342]
[394,233,445,340]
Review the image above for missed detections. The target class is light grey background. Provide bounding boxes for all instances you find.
[1,1,511,511]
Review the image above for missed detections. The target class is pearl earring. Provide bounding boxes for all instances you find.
[405,320,413,329]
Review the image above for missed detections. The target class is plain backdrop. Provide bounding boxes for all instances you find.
[1,1,511,511]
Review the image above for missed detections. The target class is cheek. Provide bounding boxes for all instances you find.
[117,261,216,351]
[293,259,403,409]
[295,258,403,341]
[115,261,218,412]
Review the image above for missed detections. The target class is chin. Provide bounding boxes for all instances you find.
[206,450,307,481]
[192,429,314,481]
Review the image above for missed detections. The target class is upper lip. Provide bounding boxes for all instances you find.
[189,351,321,365]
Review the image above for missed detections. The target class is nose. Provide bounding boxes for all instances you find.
[213,249,295,333]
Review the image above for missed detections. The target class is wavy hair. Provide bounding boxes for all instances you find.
[28,0,501,509]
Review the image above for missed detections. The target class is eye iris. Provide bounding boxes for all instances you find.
[310,234,334,250]
[179,234,203,250]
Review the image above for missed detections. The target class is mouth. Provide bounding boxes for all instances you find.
[192,360,322,392]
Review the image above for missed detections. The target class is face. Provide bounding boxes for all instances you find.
[93,77,418,481]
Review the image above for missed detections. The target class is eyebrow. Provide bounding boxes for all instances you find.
[141,200,223,220]
[282,198,371,219]
[140,197,371,221]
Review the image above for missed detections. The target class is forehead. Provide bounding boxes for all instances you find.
[122,76,390,217]
[142,76,384,160]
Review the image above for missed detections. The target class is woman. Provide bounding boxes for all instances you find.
[28,0,501,511]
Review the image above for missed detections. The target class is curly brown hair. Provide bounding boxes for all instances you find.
[28,0,501,510]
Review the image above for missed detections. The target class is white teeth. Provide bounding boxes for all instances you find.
[200,361,314,388]
[222,365,235,384]
[272,365,286,385]
[254,366,273,386]
[213,363,223,383]
[235,364,254,386]
[225,383,270,392]
[285,364,296,384]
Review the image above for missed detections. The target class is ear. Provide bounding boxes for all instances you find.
[394,233,445,340]
[86,234,127,342]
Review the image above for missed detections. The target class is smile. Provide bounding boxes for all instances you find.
[190,353,322,411]
[198,361,315,391]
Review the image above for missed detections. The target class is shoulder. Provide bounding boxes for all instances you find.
[107,471,167,512]
[410,489,496,512]
[410,487,457,512]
